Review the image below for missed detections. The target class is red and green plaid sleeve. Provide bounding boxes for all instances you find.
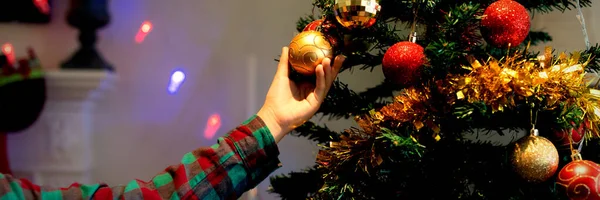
[0,115,282,199]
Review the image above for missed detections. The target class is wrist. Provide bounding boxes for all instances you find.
[257,107,287,143]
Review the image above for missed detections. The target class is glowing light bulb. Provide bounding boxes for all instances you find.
[208,114,221,127]
[168,70,186,94]
[171,71,185,82]
[135,21,153,43]
[2,43,12,54]
[141,21,152,33]
[33,0,50,14]
[204,114,222,140]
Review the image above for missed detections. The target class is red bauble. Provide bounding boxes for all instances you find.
[481,0,530,48]
[552,122,585,147]
[557,158,600,200]
[382,41,425,86]
[303,19,324,32]
[303,19,339,48]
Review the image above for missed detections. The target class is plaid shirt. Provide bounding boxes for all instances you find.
[0,115,282,199]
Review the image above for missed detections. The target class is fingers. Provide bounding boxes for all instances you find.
[276,47,290,77]
[332,55,345,75]
[312,55,345,104]
[313,58,329,102]
[326,55,346,91]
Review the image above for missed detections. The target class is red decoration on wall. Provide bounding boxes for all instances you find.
[2,43,15,65]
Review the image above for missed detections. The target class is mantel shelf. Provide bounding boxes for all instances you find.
[44,69,118,101]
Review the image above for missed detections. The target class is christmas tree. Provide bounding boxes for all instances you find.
[268,0,600,199]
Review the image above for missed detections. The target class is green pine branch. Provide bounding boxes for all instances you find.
[438,0,593,14]
[318,81,364,119]
[290,121,340,144]
[583,43,600,72]
[525,31,553,46]
[296,15,317,32]
[313,136,572,199]
[268,166,324,199]
[377,0,422,22]
[339,52,383,73]
[420,2,484,80]
[335,22,400,72]
[315,128,425,199]
[359,80,397,103]
[318,80,396,120]
[306,0,594,28]
[311,0,335,16]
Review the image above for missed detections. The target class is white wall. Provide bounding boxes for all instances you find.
[530,7,599,52]
[1,1,599,200]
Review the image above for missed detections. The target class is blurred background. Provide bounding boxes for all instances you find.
[0,0,598,199]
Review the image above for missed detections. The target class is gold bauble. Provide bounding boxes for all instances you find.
[288,31,333,75]
[510,133,559,183]
[334,0,381,29]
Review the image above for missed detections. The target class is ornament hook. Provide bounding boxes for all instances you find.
[409,32,418,43]
[571,150,583,161]
[530,128,539,136]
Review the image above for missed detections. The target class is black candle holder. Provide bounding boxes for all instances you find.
[61,0,114,71]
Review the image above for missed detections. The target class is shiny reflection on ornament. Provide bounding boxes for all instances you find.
[168,70,186,94]
[575,165,589,174]
[204,114,222,140]
[135,21,153,44]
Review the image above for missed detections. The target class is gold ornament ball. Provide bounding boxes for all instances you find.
[510,134,559,183]
[288,31,333,75]
[334,0,381,29]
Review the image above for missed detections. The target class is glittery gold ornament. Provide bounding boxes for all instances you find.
[333,0,381,29]
[288,31,333,75]
[510,129,559,183]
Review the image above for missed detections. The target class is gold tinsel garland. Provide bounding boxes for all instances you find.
[315,48,600,188]
[376,47,600,140]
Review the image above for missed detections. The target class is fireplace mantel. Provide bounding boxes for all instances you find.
[8,69,117,187]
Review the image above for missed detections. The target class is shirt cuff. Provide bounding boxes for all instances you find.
[235,115,282,187]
